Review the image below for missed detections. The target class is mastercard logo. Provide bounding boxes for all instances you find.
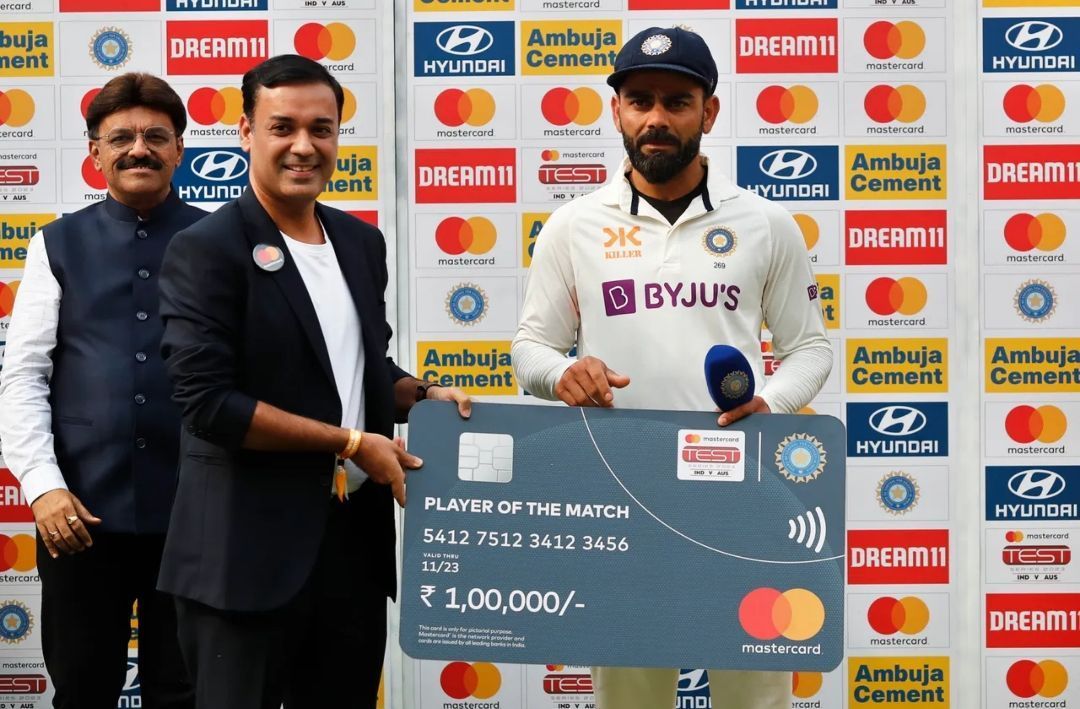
[80,88,101,120]
[684,433,702,443]
[81,156,107,191]
[864,21,925,60]
[867,596,929,635]
[756,85,817,125]
[791,671,822,699]
[1006,530,1025,542]
[1003,84,1065,124]
[792,213,819,250]
[1007,659,1068,699]
[440,662,500,700]
[541,87,603,127]
[187,87,244,126]
[738,587,824,642]
[0,90,35,128]
[864,276,927,316]
[294,22,355,62]
[0,534,35,573]
[541,149,560,161]
[435,216,496,256]
[434,88,495,128]
[1005,405,1067,444]
[545,664,564,671]
[864,84,925,124]
[0,280,21,318]
[1004,213,1066,253]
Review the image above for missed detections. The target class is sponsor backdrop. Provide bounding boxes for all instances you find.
[0,0,397,707]
[0,0,1076,707]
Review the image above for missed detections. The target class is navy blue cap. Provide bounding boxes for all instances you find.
[607,26,719,96]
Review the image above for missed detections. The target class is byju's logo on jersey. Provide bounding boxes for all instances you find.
[986,466,1078,521]
[414,22,515,77]
[984,18,1080,73]
[847,402,948,458]
[173,147,248,204]
[736,145,838,201]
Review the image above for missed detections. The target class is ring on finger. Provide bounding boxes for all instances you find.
[65,515,78,525]
[47,529,60,538]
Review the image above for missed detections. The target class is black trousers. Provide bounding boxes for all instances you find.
[36,532,193,709]
[174,499,388,709]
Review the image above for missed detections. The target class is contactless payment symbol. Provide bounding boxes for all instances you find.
[252,244,284,272]
[0,601,33,644]
[776,434,826,483]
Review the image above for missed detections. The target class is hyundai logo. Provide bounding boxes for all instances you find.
[1008,469,1067,500]
[436,25,494,56]
[190,151,248,182]
[1005,21,1063,52]
[869,406,927,437]
[122,661,140,691]
[759,150,817,180]
[678,669,709,692]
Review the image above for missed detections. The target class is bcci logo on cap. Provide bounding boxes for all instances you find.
[446,283,487,326]
[0,601,32,644]
[89,27,131,70]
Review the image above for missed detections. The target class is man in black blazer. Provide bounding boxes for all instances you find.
[157,55,469,708]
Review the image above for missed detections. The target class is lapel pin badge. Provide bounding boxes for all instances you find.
[252,244,285,272]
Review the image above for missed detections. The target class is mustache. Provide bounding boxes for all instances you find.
[116,156,163,171]
[635,129,680,149]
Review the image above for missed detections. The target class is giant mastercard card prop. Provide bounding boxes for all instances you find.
[401,401,845,671]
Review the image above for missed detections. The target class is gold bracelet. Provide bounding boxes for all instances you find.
[338,428,362,460]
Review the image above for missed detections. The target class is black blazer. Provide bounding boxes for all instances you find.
[157,189,407,612]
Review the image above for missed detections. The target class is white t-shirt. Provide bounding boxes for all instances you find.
[282,225,368,492]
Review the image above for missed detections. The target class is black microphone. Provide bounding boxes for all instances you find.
[704,345,755,412]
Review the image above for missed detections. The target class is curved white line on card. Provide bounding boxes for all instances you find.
[579,409,845,565]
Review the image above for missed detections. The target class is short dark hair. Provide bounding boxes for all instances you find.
[241,54,344,120]
[86,73,186,138]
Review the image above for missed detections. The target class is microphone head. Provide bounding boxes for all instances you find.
[704,344,755,412]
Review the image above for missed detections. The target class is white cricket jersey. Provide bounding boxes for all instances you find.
[513,156,832,414]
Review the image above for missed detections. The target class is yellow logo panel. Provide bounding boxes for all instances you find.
[985,337,1080,392]
[415,0,513,8]
[0,23,53,77]
[848,656,949,706]
[521,20,622,76]
[846,145,947,200]
[417,341,516,396]
[0,213,53,268]
[846,338,948,393]
[521,212,549,268]
[817,273,839,330]
[321,146,377,201]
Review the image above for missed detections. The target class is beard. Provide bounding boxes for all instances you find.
[623,122,703,185]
